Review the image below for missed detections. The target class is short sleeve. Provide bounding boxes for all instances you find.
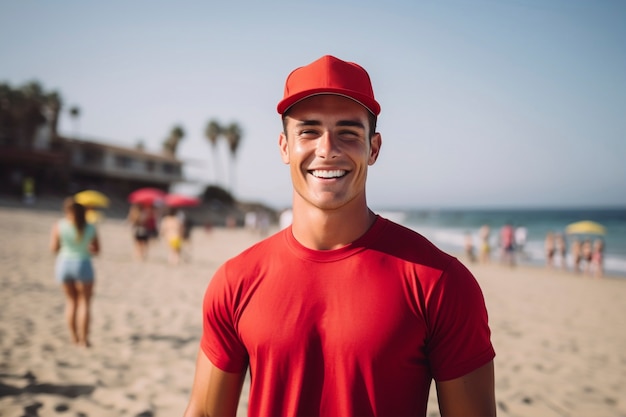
[200,262,249,373]
[425,259,495,381]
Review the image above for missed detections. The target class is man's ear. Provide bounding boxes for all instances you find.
[279,132,289,164]
[368,133,382,165]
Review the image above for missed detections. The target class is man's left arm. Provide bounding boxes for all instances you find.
[435,360,495,417]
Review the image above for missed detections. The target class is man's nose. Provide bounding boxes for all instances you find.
[315,132,339,159]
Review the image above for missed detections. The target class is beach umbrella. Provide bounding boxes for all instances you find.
[74,190,109,208]
[164,193,201,208]
[128,187,166,206]
[565,220,606,236]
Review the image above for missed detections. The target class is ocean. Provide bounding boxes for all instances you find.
[375,207,626,278]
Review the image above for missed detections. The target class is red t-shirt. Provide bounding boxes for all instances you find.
[201,216,495,417]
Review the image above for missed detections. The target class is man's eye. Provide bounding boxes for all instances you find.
[339,130,361,139]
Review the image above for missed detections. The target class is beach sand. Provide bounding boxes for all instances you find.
[1,206,625,417]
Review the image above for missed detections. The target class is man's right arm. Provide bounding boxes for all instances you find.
[183,349,246,417]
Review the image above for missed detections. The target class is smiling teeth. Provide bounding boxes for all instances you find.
[311,170,346,178]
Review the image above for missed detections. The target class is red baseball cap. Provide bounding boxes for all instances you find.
[277,55,381,116]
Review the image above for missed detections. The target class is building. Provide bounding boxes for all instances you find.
[62,136,183,196]
[0,129,184,201]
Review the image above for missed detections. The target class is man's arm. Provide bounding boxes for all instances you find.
[435,360,496,417]
[183,349,246,417]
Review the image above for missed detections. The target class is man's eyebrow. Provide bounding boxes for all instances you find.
[336,120,365,129]
[295,120,322,127]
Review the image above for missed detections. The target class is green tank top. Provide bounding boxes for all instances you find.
[58,218,96,259]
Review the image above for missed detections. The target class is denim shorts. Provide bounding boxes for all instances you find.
[55,257,94,283]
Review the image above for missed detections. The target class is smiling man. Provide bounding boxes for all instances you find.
[184,55,496,417]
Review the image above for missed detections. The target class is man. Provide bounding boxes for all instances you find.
[184,55,496,417]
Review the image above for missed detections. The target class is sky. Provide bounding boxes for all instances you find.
[1,0,625,210]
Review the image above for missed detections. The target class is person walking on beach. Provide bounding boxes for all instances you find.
[571,237,582,273]
[184,55,496,417]
[555,233,567,270]
[590,238,604,278]
[127,204,151,261]
[50,197,100,347]
[160,207,184,265]
[581,238,593,275]
[479,224,492,264]
[499,222,516,267]
[545,231,556,268]
[515,225,527,259]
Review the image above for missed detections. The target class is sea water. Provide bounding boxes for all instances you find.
[375,207,626,278]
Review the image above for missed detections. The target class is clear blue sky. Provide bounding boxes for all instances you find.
[2,0,625,209]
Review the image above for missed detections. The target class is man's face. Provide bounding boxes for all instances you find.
[279,95,381,212]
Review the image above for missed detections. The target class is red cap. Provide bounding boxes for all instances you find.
[277,55,381,116]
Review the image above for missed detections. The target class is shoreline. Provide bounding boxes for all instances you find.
[1,206,625,416]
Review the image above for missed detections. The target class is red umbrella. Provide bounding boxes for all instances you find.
[128,188,166,205]
[164,193,201,207]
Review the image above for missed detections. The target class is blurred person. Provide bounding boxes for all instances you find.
[244,211,257,233]
[256,211,270,237]
[50,197,100,347]
[570,238,582,273]
[22,175,36,204]
[581,238,593,275]
[499,222,516,267]
[160,207,185,265]
[464,231,476,263]
[226,214,237,228]
[545,231,556,268]
[554,233,567,270]
[591,238,604,278]
[184,55,495,417]
[479,224,491,264]
[177,208,189,240]
[514,225,527,259]
[127,204,150,261]
[145,205,159,240]
[178,209,195,261]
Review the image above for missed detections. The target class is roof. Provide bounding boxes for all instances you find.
[59,136,182,163]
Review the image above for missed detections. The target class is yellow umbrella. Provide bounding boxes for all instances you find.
[74,190,110,208]
[565,220,606,235]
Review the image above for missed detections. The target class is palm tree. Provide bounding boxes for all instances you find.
[162,124,185,156]
[45,91,61,138]
[223,122,243,193]
[0,81,61,149]
[204,119,223,185]
[69,105,81,138]
[19,82,50,148]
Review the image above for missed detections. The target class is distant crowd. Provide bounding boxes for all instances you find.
[543,232,604,278]
[464,224,604,278]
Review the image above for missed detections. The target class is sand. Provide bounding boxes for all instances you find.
[0,205,625,417]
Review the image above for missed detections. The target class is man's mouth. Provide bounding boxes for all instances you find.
[310,170,348,179]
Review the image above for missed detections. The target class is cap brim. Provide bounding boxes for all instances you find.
[277,89,380,116]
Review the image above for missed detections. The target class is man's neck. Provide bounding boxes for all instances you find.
[290,200,376,250]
